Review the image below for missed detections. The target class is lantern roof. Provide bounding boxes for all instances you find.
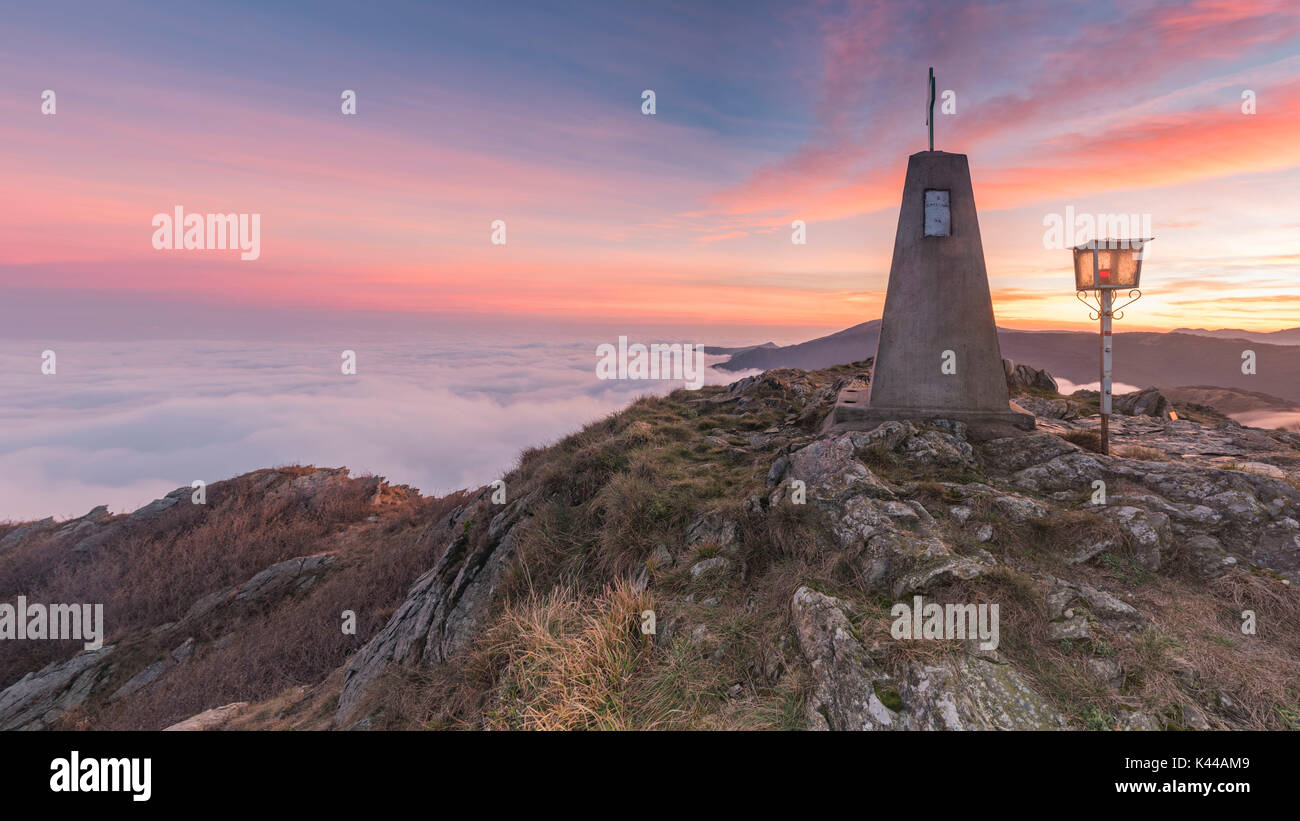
[1071,237,1154,252]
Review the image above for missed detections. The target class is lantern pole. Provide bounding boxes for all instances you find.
[1074,239,1148,457]
[1099,285,1112,455]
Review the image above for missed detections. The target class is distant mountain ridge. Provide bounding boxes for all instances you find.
[719,322,1300,405]
[1171,327,1300,345]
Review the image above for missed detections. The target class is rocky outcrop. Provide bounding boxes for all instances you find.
[163,701,248,731]
[1003,359,1058,393]
[1,519,55,553]
[129,487,190,522]
[186,553,337,622]
[776,424,990,598]
[1112,387,1173,419]
[0,645,116,730]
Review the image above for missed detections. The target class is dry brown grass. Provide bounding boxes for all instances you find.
[1062,430,1104,453]
[1116,445,1167,461]
[478,579,657,730]
[0,468,472,729]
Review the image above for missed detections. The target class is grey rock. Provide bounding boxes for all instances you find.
[782,435,894,505]
[1013,453,1107,494]
[0,645,116,730]
[0,517,57,551]
[1003,359,1058,393]
[1112,506,1171,570]
[685,512,739,556]
[791,587,900,730]
[235,553,336,602]
[767,455,789,487]
[982,434,1080,473]
[690,557,731,578]
[1115,711,1160,731]
[109,659,172,701]
[163,701,248,731]
[1046,578,1145,633]
[793,585,1066,730]
[988,493,1048,521]
[1179,534,1237,580]
[336,492,521,725]
[969,523,994,543]
[896,655,1067,730]
[171,637,195,663]
[129,492,183,522]
[1113,387,1173,418]
[1085,657,1123,689]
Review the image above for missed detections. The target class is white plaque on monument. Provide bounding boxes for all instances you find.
[924,189,950,237]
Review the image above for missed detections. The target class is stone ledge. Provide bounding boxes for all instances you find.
[827,389,1035,436]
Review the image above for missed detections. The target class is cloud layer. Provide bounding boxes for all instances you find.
[0,334,755,521]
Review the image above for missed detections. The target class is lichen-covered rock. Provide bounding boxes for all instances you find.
[897,655,1067,730]
[792,587,1066,730]
[792,587,900,731]
[1111,506,1171,570]
[846,421,979,473]
[1012,453,1108,494]
[1046,577,1145,634]
[780,435,893,504]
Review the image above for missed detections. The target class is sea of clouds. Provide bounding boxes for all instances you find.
[0,333,760,521]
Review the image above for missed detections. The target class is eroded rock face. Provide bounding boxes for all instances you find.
[336,489,519,725]
[1013,396,1082,420]
[779,434,893,505]
[129,487,189,522]
[0,518,58,552]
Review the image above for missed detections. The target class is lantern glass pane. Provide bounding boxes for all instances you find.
[1074,243,1144,289]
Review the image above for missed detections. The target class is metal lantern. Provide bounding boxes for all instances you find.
[1072,238,1149,290]
[1072,237,1153,455]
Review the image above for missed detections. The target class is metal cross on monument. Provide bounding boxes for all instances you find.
[926,67,936,151]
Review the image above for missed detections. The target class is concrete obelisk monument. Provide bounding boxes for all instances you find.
[831,68,1033,434]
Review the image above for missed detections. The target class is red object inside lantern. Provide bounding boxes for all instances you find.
[1098,268,1111,282]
